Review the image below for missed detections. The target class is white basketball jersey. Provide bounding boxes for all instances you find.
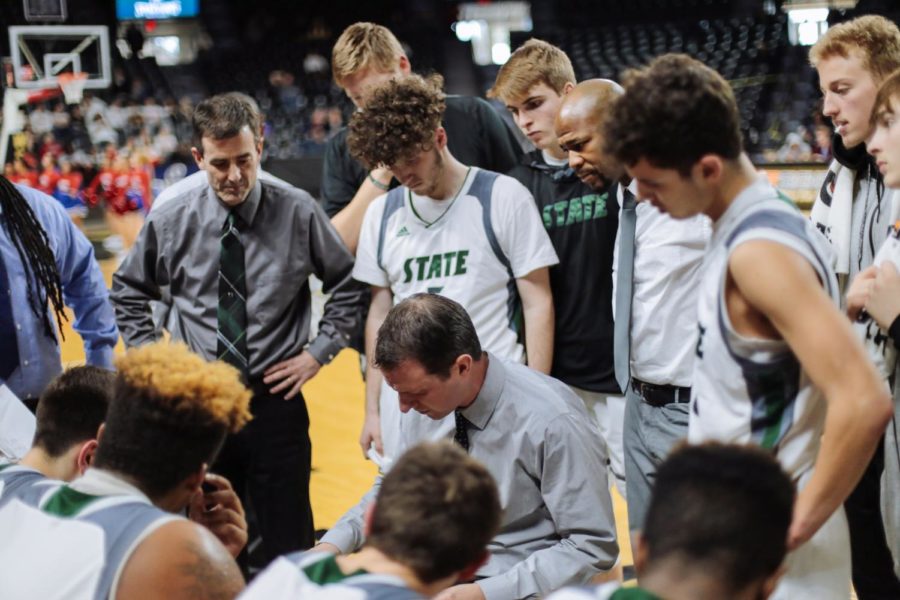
[689,180,838,479]
[354,168,559,363]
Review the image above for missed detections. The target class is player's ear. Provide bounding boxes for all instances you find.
[435,127,448,150]
[695,154,723,184]
[562,82,575,96]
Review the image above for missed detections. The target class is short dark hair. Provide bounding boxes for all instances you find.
[374,294,483,378]
[642,443,795,593]
[33,366,114,457]
[347,73,446,170]
[368,441,501,583]
[605,53,743,175]
[192,92,262,152]
[93,342,252,500]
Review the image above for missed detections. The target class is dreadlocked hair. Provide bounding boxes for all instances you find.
[0,176,66,340]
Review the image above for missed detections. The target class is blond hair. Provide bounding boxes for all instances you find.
[488,38,576,102]
[810,15,900,82]
[332,22,406,87]
[115,341,252,433]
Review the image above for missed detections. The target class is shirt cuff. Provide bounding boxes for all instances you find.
[306,334,343,366]
[318,525,357,554]
[85,345,116,370]
[890,315,900,350]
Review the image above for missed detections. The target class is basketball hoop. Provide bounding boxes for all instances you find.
[58,72,87,104]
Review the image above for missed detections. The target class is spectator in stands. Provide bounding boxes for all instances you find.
[809,15,900,597]
[36,152,59,196]
[546,443,796,600]
[813,124,833,162]
[243,441,502,599]
[323,22,523,254]
[317,294,619,599]
[53,156,86,228]
[0,341,251,600]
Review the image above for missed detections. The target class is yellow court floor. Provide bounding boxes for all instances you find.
[59,257,632,566]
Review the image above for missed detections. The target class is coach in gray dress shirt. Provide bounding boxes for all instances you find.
[110,93,364,565]
[316,294,618,600]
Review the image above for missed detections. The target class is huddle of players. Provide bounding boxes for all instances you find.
[2,13,900,600]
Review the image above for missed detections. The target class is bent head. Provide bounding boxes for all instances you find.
[374,294,483,420]
[638,443,794,599]
[347,74,447,198]
[93,342,252,510]
[554,79,625,189]
[191,93,264,207]
[367,441,500,586]
[490,39,576,151]
[605,54,743,218]
[32,366,114,481]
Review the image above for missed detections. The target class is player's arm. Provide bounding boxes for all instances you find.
[330,167,393,255]
[360,285,394,457]
[728,241,892,548]
[115,519,245,600]
[516,267,554,374]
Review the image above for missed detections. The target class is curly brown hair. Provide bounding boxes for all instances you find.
[347,73,446,169]
[604,53,742,175]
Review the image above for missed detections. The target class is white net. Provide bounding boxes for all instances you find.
[58,72,87,104]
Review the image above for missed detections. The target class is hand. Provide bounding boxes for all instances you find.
[433,584,485,600]
[188,473,247,558]
[866,262,900,330]
[263,350,322,399]
[846,266,878,321]
[310,542,341,554]
[359,412,383,458]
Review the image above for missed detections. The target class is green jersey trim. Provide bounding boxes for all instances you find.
[301,554,368,585]
[43,486,102,517]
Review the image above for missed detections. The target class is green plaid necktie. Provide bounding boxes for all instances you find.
[217,211,249,376]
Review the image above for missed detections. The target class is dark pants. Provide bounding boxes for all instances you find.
[212,380,315,570]
[845,436,900,599]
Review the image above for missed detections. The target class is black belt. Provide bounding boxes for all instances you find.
[631,378,691,407]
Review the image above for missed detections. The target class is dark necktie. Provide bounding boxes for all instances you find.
[0,249,19,381]
[217,211,249,377]
[614,188,637,393]
[454,410,470,452]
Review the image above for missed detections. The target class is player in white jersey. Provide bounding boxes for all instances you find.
[242,441,501,600]
[348,74,558,459]
[605,54,891,598]
[0,366,112,509]
[0,341,251,600]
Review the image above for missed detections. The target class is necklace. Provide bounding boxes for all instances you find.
[408,167,472,228]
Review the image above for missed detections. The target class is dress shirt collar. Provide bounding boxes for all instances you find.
[459,353,503,431]
[206,179,262,226]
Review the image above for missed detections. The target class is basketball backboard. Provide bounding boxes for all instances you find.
[7,25,111,90]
